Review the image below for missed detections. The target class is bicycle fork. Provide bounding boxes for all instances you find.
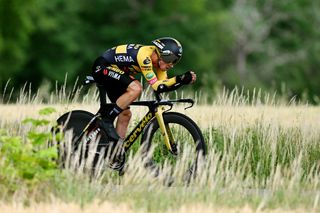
[155,106,177,155]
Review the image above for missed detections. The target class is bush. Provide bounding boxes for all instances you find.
[0,107,58,193]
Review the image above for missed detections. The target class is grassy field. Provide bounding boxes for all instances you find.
[0,88,319,212]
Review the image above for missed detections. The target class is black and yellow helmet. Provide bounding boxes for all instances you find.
[152,37,183,65]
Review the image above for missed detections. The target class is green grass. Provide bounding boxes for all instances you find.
[0,86,319,212]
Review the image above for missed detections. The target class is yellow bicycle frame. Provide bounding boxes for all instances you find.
[155,106,175,152]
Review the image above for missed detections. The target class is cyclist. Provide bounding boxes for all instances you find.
[91,37,196,142]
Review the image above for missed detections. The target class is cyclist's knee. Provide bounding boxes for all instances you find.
[128,81,142,96]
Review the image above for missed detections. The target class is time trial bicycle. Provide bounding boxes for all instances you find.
[54,76,206,181]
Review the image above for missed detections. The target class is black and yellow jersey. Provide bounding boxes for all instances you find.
[101,44,177,91]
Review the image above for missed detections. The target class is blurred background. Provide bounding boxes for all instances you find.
[0,0,319,103]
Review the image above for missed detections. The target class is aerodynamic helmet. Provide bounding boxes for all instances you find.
[151,37,183,65]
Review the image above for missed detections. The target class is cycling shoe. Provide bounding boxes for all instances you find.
[101,118,120,141]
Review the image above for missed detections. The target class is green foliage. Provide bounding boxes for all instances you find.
[0,107,58,192]
[1,0,320,102]
[0,0,40,85]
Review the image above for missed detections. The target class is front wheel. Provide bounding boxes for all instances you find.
[141,112,206,183]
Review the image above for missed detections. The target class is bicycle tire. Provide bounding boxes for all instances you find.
[55,110,108,168]
[140,112,206,183]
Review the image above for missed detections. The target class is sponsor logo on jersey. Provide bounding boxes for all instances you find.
[103,69,108,75]
[140,65,152,69]
[108,66,125,74]
[149,77,158,85]
[108,71,121,80]
[114,55,134,63]
[145,72,155,80]
[143,57,151,65]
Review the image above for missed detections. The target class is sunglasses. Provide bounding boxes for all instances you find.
[161,50,180,65]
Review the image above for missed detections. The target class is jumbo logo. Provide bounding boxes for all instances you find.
[108,67,125,74]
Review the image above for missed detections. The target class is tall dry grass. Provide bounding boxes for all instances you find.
[0,201,313,213]
[0,85,319,212]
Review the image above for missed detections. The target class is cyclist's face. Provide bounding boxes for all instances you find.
[159,59,174,70]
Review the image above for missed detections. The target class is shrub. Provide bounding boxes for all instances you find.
[0,107,58,193]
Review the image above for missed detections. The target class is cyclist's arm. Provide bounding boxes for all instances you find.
[137,47,194,92]
[143,68,180,92]
[154,70,196,92]
[153,69,183,92]
[137,47,177,91]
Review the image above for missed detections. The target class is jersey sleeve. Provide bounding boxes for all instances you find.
[137,46,177,91]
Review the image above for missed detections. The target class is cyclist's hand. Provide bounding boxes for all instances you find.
[176,71,196,85]
[189,71,197,83]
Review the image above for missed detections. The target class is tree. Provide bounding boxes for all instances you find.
[0,0,37,86]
